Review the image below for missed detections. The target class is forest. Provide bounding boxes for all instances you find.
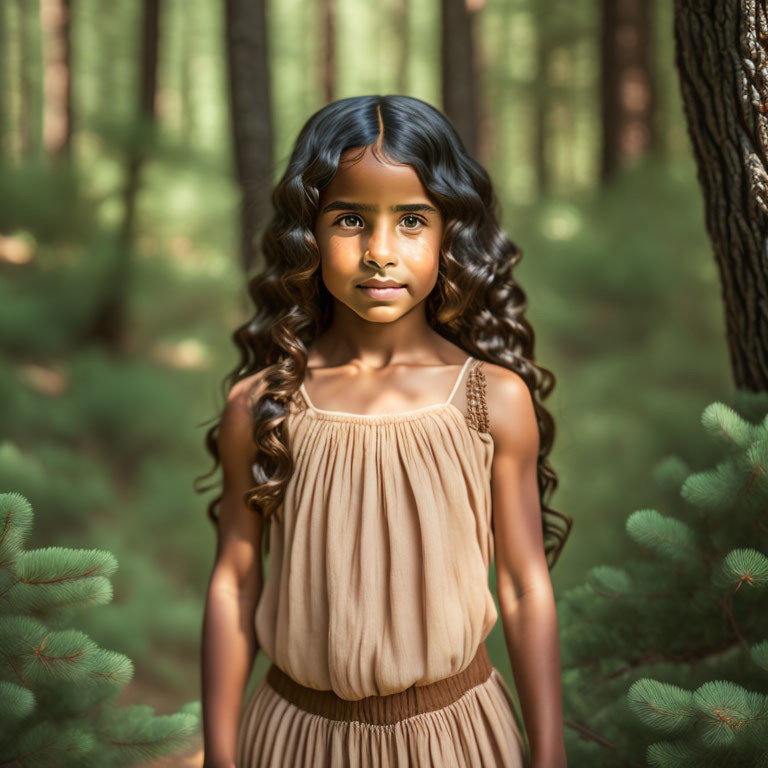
[1,0,767,766]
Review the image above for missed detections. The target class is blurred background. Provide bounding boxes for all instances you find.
[0,0,734,764]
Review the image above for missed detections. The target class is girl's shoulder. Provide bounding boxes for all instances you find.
[478,361,538,454]
[219,372,266,442]
[226,368,270,409]
[477,360,528,392]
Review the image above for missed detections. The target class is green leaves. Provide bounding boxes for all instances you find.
[750,639,768,672]
[586,565,633,596]
[628,678,768,763]
[626,508,697,562]
[627,678,696,735]
[0,491,34,558]
[700,402,757,449]
[10,547,118,613]
[0,680,36,721]
[0,492,199,766]
[692,681,763,748]
[713,548,768,591]
[561,398,768,765]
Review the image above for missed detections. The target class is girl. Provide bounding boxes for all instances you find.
[199,94,572,768]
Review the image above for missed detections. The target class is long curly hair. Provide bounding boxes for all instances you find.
[194,94,572,570]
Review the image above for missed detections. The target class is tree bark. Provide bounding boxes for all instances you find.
[533,0,551,195]
[441,0,481,159]
[673,0,768,390]
[600,0,656,182]
[16,0,33,160]
[393,0,409,97]
[0,3,8,164]
[85,0,159,351]
[321,0,335,105]
[180,2,194,145]
[40,0,71,160]
[224,0,274,274]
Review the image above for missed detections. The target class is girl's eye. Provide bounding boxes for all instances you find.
[401,215,425,229]
[337,214,364,228]
[334,214,426,230]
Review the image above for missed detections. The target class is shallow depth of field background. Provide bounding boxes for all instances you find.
[0,0,731,739]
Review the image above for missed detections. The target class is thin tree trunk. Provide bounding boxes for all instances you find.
[533,0,550,195]
[224,0,274,273]
[98,10,117,117]
[0,2,7,163]
[16,0,32,160]
[393,0,409,96]
[180,1,193,145]
[40,0,72,160]
[600,0,655,183]
[673,0,768,390]
[120,0,159,252]
[472,0,491,165]
[321,0,335,105]
[85,0,159,351]
[441,0,481,158]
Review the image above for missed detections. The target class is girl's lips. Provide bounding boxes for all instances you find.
[357,285,407,299]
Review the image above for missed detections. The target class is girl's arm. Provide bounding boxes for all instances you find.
[487,366,567,768]
[201,374,267,768]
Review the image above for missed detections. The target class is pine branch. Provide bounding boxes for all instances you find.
[601,636,743,682]
[563,719,647,768]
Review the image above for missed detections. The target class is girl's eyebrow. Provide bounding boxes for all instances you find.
[321,201,439,215]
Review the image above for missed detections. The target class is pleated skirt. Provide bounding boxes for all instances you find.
[236,644,529,767]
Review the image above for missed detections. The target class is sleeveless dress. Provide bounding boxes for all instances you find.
[236,355,529,767]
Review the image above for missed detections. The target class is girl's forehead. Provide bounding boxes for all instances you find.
[324,147,427,199]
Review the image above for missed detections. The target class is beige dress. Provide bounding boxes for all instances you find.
[236,355,528,767]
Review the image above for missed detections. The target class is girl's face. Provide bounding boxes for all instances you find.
[314,146,444,323]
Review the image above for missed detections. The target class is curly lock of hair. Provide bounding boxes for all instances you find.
[193,94,572,571]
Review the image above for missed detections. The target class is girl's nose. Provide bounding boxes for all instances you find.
[365,220,397,265]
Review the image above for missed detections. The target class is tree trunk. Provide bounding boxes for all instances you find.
[120,0,159,254]
[441,0,481,158]
[16,0,33,160]
[180,2,194,145]
[533,0,551,195]
[393,0,409,97]
[40,0,71,160]
[85,0,159,352]
[600,0,656,183]
[0,2,7,163]
[321,0,335,105]
[224,0,274,274]
[98,10,117,119]
[673,0,768,391]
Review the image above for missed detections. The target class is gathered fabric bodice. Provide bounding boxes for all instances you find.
[253,355,498,701]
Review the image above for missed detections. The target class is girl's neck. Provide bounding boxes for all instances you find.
[315,304,442,369]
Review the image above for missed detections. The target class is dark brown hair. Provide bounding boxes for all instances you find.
[194,94,572,569]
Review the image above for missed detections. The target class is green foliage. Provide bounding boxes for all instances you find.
[626,509,697,564]
[0,146,227,731]
[627,679,696,735]
[0,1,745,759]
[560,399,768,766]
[503,152,732,594]
[0,492,199,767]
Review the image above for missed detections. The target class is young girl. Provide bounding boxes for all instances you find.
[199,94,572,768]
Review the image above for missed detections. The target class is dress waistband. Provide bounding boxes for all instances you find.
[264,642,493,725]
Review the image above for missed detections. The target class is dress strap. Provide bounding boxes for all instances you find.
[296,356,476,415]
[292,383,309,412]
[465,358,490,433]
[443,355,475,405]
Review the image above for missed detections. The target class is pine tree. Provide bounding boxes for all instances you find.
[560,395,768,767]
[0,492,200,767]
